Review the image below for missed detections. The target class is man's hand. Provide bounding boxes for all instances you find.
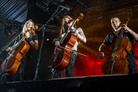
[98,51,104,58]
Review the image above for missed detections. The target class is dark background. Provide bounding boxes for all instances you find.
[0,0,138,80]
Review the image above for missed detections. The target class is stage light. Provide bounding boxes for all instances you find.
[46,38,50,41]
[4,29,12,36]
[7,31,12,36]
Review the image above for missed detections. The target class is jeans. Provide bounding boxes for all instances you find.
[54,50,77,78]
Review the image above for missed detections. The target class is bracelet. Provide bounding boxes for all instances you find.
[99,50,103,52]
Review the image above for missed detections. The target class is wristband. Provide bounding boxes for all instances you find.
[26,37,32,42]
[70,29,75,33]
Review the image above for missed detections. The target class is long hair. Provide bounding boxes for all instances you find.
[60,15,73,35]
[22,19,35,37]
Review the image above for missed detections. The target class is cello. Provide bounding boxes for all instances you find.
[0,26,37,75]
[0,37,30,75]
[49,13,84,71]
[102,18,131,74]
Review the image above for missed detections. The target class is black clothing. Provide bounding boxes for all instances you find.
[103,30,134,45]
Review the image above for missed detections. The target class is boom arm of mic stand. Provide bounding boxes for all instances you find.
[37,6,64,32]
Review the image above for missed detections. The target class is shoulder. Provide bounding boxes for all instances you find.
[77,27,83,31]
[76,27,84,34]
[106,31,115,37]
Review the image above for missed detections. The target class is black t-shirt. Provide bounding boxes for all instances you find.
[103,29,134,45]
[25,34,38,58]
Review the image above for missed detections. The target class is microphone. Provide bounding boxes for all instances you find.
[59,5,70,11]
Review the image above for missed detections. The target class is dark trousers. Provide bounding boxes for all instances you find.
[54,51,77,78]
[127,52,137,74]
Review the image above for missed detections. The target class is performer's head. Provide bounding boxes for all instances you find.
[60,15,73,34]
[111,16,122,31]
[22,19,35,34]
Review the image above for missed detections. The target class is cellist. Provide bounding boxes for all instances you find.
[6,19,39,81]
[98,16,138,75]
[52,15,87,78]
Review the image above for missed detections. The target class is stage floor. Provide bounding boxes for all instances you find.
[0,73,138,92]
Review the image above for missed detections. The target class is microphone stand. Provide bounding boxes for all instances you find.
[33,6,65,80]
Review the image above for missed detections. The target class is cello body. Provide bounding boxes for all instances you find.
[102,36,132,74]
[1,40,30,75]
[50,33,78,70]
